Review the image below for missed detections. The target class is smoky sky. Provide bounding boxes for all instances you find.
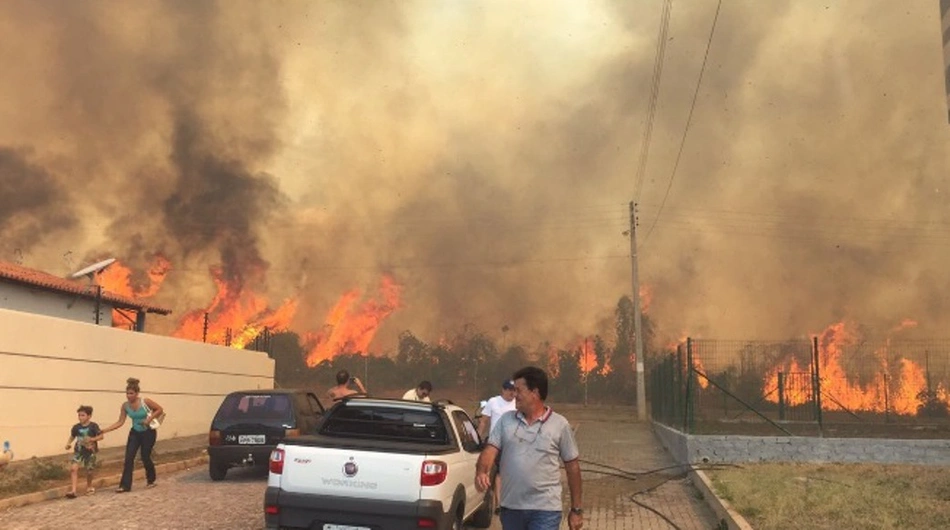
[0,147,77,255]
[1,1,949,347]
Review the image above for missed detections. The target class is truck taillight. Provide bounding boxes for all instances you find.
[269,448,285,475]
[417,517,437,528]
[209,430,221,446]
[420,460,447,486]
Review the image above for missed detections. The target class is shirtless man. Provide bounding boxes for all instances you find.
[327,369,367,401]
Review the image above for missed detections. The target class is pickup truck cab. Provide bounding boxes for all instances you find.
[265,397,493,530]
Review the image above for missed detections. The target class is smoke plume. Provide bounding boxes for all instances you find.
[1,1,948,347]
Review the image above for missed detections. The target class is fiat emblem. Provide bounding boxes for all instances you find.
[343,457,358,477]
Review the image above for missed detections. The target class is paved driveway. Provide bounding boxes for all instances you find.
[0,408,717,529]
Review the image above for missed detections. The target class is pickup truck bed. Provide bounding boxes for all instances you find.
[264,398,494,530]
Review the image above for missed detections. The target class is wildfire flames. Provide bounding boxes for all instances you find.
[578,338,595,374]
[97,255,171,328]
[171,264,300,349]
[96,257,402,359]
[302,275,402,367]
[762,321,945,415]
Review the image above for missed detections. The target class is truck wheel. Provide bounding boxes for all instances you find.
[209,460,228,481]
[468,490,494,528]
[452,507,464,530]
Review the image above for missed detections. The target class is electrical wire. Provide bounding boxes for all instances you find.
[642,0,724,246]
[634,0,673,203]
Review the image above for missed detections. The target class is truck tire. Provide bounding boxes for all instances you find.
[468,490,494,528]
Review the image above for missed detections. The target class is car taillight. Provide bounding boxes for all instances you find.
[417,518,437,528]
[420,460,447,486]
[265,505,279,515]
[269,448,285,475]
[284,428,301,438]
[209,430,221,446]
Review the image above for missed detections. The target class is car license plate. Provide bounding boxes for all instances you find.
[324,525,370,530]
[237,434,266,444]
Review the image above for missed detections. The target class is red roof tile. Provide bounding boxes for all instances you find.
[0,260,171,315]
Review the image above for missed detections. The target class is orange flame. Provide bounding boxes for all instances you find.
[302,275,402,367]
[172,265,298,348]
[577,337,596,375]
[97,255,171,328]
[691,352,709,389]
[764,321,936,415]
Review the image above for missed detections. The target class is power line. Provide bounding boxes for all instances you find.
[642,0,724,245]
[634,0,673,203]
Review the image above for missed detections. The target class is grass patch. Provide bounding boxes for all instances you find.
[707,463,950,529]
[0,447,206,500]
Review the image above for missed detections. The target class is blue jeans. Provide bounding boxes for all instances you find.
[499,508,562,530]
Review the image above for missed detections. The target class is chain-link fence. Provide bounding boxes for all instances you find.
[651,336,950,438]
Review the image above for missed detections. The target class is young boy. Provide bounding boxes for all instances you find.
[64,405,103,498]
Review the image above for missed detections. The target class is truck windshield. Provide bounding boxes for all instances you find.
[320,405,448,444]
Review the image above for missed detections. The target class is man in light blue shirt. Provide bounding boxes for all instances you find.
[476,366,584,530]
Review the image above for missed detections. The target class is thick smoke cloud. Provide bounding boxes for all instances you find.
[1,1,948,346]
[0,148,77,255]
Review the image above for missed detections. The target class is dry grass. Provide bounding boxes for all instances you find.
[707,463,950,529]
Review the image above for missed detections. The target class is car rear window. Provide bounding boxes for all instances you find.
[319,404,448,444]
[215,393,293,422]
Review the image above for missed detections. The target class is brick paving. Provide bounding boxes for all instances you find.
[564,409,720,530]
[0,407,720,529]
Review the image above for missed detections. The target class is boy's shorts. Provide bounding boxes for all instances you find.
[71,452,97,470]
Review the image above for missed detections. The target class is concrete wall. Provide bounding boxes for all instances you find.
[0,307,273,459]
[653,423,950,465]
[0,282,112,326]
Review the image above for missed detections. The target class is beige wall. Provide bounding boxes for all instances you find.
[0,307,274,459]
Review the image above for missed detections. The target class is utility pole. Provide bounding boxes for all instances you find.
[630,202,647,420]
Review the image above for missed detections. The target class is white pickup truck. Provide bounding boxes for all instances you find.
[264,397,494,530]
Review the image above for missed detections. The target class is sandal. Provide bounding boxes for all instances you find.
[146,482,156,489]
[115,487,129,493]
[86,488,96,495]
[65,492,77,499]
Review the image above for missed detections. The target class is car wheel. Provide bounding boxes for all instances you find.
[451,506,464,530]
[209,460,228,481]
[468,489,494,528]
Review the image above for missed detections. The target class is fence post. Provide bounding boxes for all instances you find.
[685,338,694,434]
[676,344,684,429]
[812,336,823,432]
[202,312,210,343]
[778,371,786,421]
[883,372,890,423]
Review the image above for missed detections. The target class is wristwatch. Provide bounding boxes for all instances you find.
[570,507,584,515]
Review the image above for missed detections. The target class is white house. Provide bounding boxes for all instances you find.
[0,260,170,330]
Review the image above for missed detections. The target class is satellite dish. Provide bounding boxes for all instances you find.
[69,258,117,280]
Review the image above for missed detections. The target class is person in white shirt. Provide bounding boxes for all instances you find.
[477,379,517,514]
[478,380,517,440]
[402,381,433,402]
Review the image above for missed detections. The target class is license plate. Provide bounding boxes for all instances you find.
[324,525,370,530]
[238,434,266,444]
